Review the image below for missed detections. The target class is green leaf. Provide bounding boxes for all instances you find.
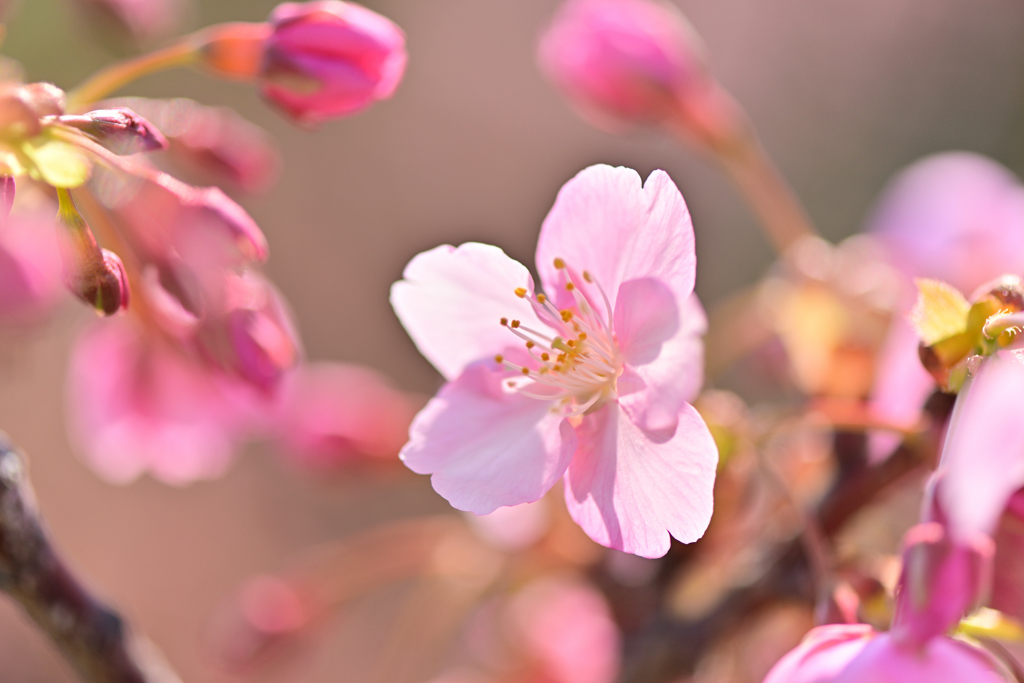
[908,278,970,346]
[21,138,91,189]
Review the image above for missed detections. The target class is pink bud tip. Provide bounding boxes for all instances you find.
[538,0,708,128]
[259,1,408,125]
[60,107,168,155]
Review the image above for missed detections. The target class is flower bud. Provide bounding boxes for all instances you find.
[68,248,130,316]
[58,107,168,155]
[57,188,129,316]
[260,1,407,125]
[538,0,708,128]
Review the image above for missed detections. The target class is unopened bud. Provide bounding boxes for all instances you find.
[59,107,168,155]
[196,22,271,80]
[56,188,129,316]
[71,248,130,316]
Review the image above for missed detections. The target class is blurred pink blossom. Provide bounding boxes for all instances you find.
[261,1,407,125]
[73,0,185,43]
[762,623,1010,683]
[66,319,258,484]
[272,361,418,470]
[867,153,1024,460]
[507,577,620,683]
[392,164,717,558]
[538,0,707,129]
[108,97,281,192]
[0,191,64,325]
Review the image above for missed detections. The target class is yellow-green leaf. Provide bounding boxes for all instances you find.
[908,278,970,346]
[20,138,91,189]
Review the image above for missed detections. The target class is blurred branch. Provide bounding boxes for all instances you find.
[0,433,182,683]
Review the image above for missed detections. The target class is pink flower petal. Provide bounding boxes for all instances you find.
[535,165,695,311]
[991,490,1024,622]
[400,363,577,514]
[938,354,1024,541]
[564,401,716,557]
[615,281,706,431]
[391,243,545,381]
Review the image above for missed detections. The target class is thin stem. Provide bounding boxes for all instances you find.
[0,433,182,683]
[666,84,818,256]
[67,42,199,111]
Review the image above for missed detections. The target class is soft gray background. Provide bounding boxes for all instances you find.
[1,0,1024,680]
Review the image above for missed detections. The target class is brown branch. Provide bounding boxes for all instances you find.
[0,433,182,683]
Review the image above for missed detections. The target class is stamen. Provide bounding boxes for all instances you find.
[561,310,573,322]
[553,257,566,269]
[494,354,504,363]
[514,287,527,298]
[541,353,550,361]
[521,367,530,375]
[537,293,547,304]
[583,271,593,283]
[566,282,575,291]
[525,340,535,349]
[511,320,521,328]
[500,317,508,326]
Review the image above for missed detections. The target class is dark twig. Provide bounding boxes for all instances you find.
[0,433,182,683]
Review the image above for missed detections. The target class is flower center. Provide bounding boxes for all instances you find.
[495,258,623,416]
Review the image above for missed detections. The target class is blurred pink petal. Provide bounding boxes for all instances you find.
[538,0,706,127]
[564,402,716,558]
[0,202,64,325]
[508,577,621,683]
[466,498,551,552]
[891,521,993,647]
[66,319,257,484]
[763,623,1011,683]
[400,363,577,515]
[991,491,1024,621]
[260,1,408,125]
[393,165,716,555]
[73,0,184,42]
[274,361,418,470]
[937,355,1024,541]
[107,97,281,192]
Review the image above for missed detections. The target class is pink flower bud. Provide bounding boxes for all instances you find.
[260,1,407,125]
[0,82,66,138]
[70,248,130,316]
[21,82,66,117]
[538,0,708,128]
[58,107,168,155]
[198,271,301,393]
[763,624,1012,683]
[891,521,993,648]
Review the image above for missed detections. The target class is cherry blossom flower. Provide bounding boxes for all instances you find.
[392,164,717,558]
[66,318,258,484]
[762,623,1011,683]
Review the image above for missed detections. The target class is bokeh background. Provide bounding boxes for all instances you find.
[1,0,1024,680]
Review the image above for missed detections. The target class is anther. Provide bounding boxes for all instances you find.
[500,317,508,326]
[514,287,527,298]
[541,353,550,361]
[511,320,521,328]
[526,340,535,349]
[578,332,587,340]
[567,339,577,348]
[521,367,530,375]
[560,310,573,322]
[537,293,547,304]
[494,354,504,363]
[553,257,566,269]
[566,283,575,291]
[583,271,593,283]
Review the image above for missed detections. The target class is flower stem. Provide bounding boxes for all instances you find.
[667,84,818,256]
[67,42,200,111]
[0,433,183,683]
